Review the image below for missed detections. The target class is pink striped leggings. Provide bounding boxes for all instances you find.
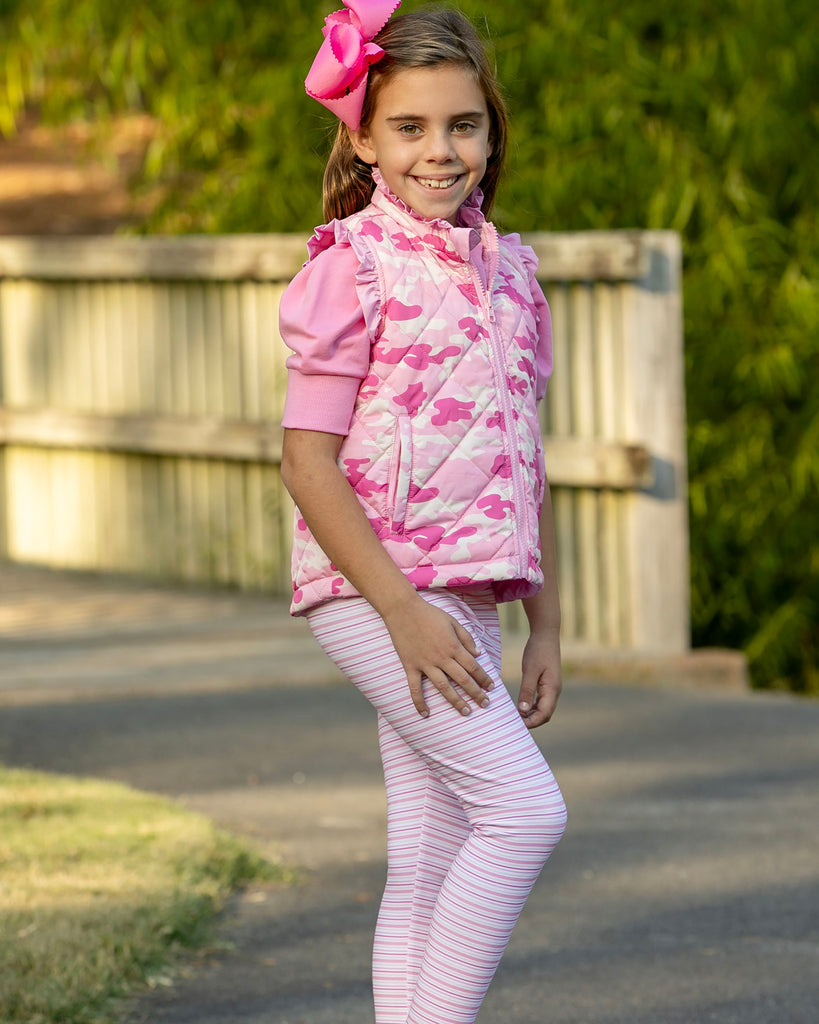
[307,587,567,1024]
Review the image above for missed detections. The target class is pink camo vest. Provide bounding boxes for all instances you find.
[290,185,548,614]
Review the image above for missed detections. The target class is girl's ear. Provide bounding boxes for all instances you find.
[348,125,377,165]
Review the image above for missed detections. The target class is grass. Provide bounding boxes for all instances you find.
[0,765,288,1024]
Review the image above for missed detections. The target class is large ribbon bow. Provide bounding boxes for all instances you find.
[305,0,401,130]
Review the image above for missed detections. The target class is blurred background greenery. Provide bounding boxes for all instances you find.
[1,0,816,693]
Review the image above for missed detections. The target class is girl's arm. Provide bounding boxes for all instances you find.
[517,475,563,729]
[281,427,495,718]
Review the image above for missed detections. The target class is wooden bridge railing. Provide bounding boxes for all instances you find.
[0,230,687,651]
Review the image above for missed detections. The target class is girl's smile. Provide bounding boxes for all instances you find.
[349,65,492,226]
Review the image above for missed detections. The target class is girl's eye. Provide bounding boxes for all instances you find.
[399,124,421,136]
[453,122,474,134]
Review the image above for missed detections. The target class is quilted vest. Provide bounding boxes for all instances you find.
[290,185,547,614]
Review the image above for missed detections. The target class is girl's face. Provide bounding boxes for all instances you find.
[350,64,492,226]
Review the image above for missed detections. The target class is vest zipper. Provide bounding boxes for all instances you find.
[466,260,530,575]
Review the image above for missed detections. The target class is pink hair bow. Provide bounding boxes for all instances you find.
[305,0,401,130]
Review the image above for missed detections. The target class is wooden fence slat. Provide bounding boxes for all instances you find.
[4,447,49,563]
[242,464,263,590]
[544,284,577,640]
[100,283,121,413]
[542,437,652,489]
[529,231,649,282]
[156,454,176,577]
[0,409,652,489]
[220,284,243,420]
[91,282,112,412]
[187,283,207,417]
[0,232,648,283]
[0,409,284,461]
[0,235,311,282]
[3,283,43,403]
[594,283,623,645]
[204,283,225,417]
[177,457,196,581]
[122,283,143,413]
[572,284,602,644]
[238,284,261,420]
[154,285,175,414]
[170,286,191,417]
[74,284,93,409]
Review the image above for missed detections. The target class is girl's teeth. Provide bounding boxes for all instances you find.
[417,176,458,189]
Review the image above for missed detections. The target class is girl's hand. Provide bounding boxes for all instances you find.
[382,595,495,718]
[281,429,493,720]
[518,628,562,729]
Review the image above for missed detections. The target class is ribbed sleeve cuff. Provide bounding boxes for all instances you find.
[281,371,362,436]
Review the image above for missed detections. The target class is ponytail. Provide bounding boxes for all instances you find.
[323,123,376,222]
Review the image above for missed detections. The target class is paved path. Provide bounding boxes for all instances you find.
[1,563,818,1024]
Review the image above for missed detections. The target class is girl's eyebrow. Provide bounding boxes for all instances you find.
[385,110,487,123]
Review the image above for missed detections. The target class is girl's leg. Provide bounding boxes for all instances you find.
[374,714,470,1023]
[308,591,567,1024]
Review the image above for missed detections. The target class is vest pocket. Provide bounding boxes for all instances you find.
[387,414,413,532]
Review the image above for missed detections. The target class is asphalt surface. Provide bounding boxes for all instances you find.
[1,564,818,1024]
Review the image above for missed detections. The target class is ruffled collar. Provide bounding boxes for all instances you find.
[369,167,493,263]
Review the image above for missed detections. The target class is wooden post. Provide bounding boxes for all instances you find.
[620,232,689,651]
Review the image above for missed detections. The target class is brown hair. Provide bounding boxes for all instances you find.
[322,7,508,222]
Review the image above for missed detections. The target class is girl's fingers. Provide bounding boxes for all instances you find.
[417,657,493,717]
[521,676,561,729]
[407,671,430,718]
[396,607,496,717]
[445,660,492,706]
[407,658,492,717]
[453,620,479,655]
[452,622,494,691]
[425,669,474,717]
[518,676,537,715]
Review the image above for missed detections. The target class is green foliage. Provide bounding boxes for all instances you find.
[1,0,817,690]
[0,0,332,228]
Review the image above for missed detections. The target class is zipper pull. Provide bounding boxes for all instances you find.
[485,297,496,324]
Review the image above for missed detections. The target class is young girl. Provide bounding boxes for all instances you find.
[279,3,567,1021]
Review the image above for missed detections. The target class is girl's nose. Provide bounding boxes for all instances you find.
[425,129,456,162]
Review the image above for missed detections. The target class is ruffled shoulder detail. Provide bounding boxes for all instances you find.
[499,231,539,278]
[350,233,383,338]
[306,219,350,262]
[303,216,383,338]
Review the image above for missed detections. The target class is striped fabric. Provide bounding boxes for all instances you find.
[307,587,567,1023]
